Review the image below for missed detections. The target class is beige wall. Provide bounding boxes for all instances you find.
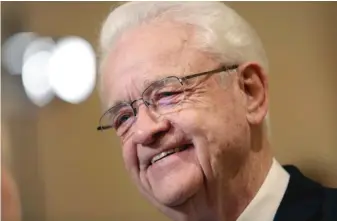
[1,2,336,221]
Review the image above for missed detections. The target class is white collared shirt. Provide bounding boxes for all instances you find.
[237,158,290,221]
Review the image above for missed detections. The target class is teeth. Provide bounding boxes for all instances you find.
[151,145,188,164]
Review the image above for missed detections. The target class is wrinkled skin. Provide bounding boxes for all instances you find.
[101,21,271,221]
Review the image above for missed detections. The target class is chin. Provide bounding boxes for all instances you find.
[154,185,194,207]
[149,164,204,207]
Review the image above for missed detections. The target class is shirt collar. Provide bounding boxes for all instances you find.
[236,158,290,221]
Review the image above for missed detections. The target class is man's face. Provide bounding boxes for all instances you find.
[101,21,251,209]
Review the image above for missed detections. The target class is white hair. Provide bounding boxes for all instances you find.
[98,1,271,136]
[99,1,268,72]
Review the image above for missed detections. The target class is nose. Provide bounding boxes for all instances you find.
[133,105,171,146]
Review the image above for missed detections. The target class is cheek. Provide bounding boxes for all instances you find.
[172,91,248,177]
[122,144,155,202]
[121,142,139,180]
[168,105,222,180]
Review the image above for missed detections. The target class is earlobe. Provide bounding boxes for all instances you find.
[240,63,269,125]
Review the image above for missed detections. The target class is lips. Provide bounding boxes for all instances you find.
[150,144,190,165]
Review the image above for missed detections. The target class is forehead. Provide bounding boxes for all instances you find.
[100,21,218,107]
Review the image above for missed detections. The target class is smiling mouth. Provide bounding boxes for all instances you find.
[150,144,191,165]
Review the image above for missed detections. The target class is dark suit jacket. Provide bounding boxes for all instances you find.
[274,166,337,221]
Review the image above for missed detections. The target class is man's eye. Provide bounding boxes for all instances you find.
[154,90,183,105]
[113,113,133,129]
[156,91,182,99]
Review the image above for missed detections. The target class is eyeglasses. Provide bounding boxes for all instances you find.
[97,65,238,134]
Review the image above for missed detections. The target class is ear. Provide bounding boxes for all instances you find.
[238,62,269,125]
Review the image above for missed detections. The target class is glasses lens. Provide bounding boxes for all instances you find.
[99,103,135,133]
[143,76,185,115]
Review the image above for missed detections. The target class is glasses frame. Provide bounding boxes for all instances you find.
[97,64,238,131]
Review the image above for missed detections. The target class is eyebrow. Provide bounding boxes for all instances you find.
[107,100,126,111]
[106,71,178,110]
[142,74,165,90]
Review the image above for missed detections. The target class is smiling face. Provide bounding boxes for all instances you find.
[100,21,262,217]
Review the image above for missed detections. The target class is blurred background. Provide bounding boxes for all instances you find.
[1,2,337,221]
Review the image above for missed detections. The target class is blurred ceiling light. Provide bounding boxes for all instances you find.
[48,36,96,104]
[2,32,38,75]
[2,32,97,107]
[23,37,56,63]
[22,51,55,107]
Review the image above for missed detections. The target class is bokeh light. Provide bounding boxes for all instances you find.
[2,32,97,106]
[22,51,55,107]
[23,37,56,63]
[2,32,38,75]
[48,36,96,104]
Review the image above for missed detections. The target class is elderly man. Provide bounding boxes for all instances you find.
[97,2,337,221]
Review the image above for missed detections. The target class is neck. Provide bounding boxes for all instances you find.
[170,128,273,221]
[219,148,272,221]
[214,128,273,221]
